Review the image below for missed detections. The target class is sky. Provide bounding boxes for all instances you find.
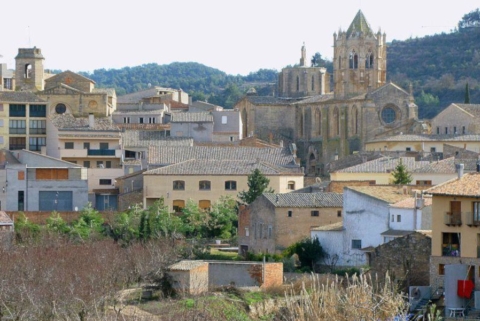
[1,1,478,76]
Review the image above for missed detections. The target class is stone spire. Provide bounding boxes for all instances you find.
[300,42,307,67]
[346,10,373,37]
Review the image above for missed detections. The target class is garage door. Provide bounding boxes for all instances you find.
[39,191,73,211]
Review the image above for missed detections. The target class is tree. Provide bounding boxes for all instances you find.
[391,159,413,185]
[238,169,274,204]
[465,82,471,104]
[311,52,326,67]
[284,238,326,270]
[459,8,480,30]
[207,196,238,239]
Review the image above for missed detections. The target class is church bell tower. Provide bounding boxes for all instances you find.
[333,10,386,98]
[15,47,45,91]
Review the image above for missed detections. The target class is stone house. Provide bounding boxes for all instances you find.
[143,159,304,211]
[430,103,480,135]
[170,112,214,142]
[167,260,283,294]
[312,186,431,267]
[238,192,343,254]
[369,231,432,291]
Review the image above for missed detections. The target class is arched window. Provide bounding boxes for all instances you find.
[352,106,359,135]
[199,200,211,210]
[296,76,300,91]
[173,180,185,190]
[365,50,374,69]
[24,64,32,78]
[316,109,322,136]
[333,107,340,136]
[311,75,315,91]
[173,200,185,213]
[199,180,211,190]
[349,50,358,69]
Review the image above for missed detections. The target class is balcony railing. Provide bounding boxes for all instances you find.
[442,244,460,257]
[29,128,46,134]
[9,128,26,134]
[465,212,480,227]
[87,149,115,156]
[444,212,462,226]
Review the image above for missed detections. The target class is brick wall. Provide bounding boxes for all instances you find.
[262,262,283,288]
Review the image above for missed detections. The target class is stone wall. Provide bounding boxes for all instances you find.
[370,232,431,292]
[118,191,143,211]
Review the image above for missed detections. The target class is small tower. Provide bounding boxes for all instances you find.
[333,10,386,98]
[15,47,45,91]
[300,42,307,67]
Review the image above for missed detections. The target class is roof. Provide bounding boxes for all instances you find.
[380,229,413,237]
[346,10,373,37]
[0,211,13,225]
[391,196,432,209]
[144,159,303,176]
[170,112,213,123]
[122,131,192,148]
[244,96,303,105]
[0,91,46,103]
[311,221,344,231]
[296,94,335,104]
[117,87,178,103]
[412,157,456,174]
[263,192,343,208]
[92,88,116,96]
[335,157,428,173]
[346,186,413,204]
[168,260,208,271]
[426,172,480,197]
[148,145,297,167]
[367,134,480,143]
[44,70,95,84]
[368,82,410,97]
[49,114,121,131]
[116,123,170,130]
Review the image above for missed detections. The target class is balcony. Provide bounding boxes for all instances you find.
[465,212,480,227]
[444,212,462,226]
[88,149,115,156]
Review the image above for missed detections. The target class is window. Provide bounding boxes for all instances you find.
[3,78,12,90]
[225,180,237,190]
[442,232,460,256]
[397,215,401,222]
[173,200,185,213]
[352,239,362,249]
[99,179,112,185]
[296,76,300,91]
[123,117,130,124]
[18,191,24,211]
[391,214,394,222]
[97,161,103,168]
[365,50,374,69]
[436,127,440,134]
[105,161,112,168]
[445,127,448,134]
[311,210,319,217]
[29,137,46,151]
[406,147,411,152]
[9,137,26,150]
[245,227,249,237]
[9,120,26,134]
[287,181,295,190]
[349,50,358,69]
[463,126,466,134]
[473,202,480,225]
[337,210,342,217]
[222,116,227,124]
[55,104,66,114]
[29,104,46,117]
[268,225,272,239]
[139,117,144,124]
[83,142,90,149]
[430,147,436,153]
[148,117,156,124]
[454,126,457,134]
[416,180,432,186]
[99,142,109,150]
[199,200,211,210]
[381,107,396,124]
[9,104,26,117]
[439,264,445,276]
[311,75,315,91]
[199,180,211,190]
[64,142,74,149]
[230,136,234,142]
[288,210,293,217]
[83,161,90,168]
[29,120,46,134]
[173,180,185,190]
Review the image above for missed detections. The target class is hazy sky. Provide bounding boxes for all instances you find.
[1,1,477,76]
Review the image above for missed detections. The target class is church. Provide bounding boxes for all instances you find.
[235,10,425,176]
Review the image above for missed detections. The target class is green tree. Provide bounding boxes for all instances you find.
[391,159,413,185]
[181,199,209,238]
[207,196,238,239]
[284,238,325,270]
[465,82,471,104]
[238,169,274,204]
[46,211,70,234]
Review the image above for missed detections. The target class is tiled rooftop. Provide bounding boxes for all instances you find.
[116,123,170,130]
[380,229,414,237]
[347,186,413,204]
[263,192,343,208]
[148,145,297,167]
[144,159,302,176]
[448,103,480,118]
[311,222,344,231]
[170,112,213,123]
[391,196,433,209]
[412,157,456,174]
[0,91,46,103]
[50,114,121,131]
[245,96,303,105]
[117,87,178,103]
[122,131,193,147]
[169,260,208,271]
[426,172,480,197]
[335,157,428,173]
[296,93,334,104]
[368,134,480,143]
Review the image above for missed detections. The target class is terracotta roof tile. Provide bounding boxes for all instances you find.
[426,172,480,197]
[50,114,121,132]
[171,112,213,123]
[122,131,192,147]
[169,260,208,271]
[263,192,343,208]
[0,91,46,103]
[336,157,428,173]
[391,196,432,208]
[347,186,413,204]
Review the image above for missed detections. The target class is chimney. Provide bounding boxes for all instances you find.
[88,113,94,128]
[456,163,464,179]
